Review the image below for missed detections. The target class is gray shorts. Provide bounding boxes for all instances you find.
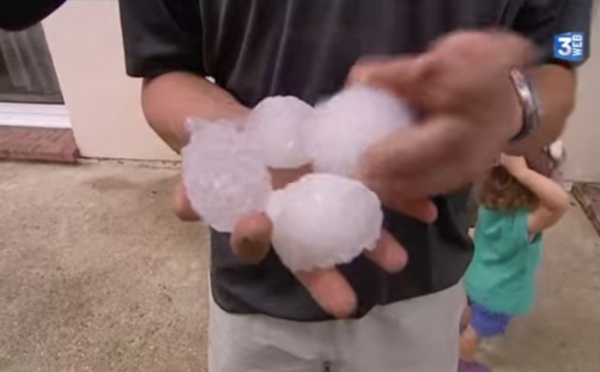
[209,282,466,372]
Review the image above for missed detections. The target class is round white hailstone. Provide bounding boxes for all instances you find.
[182,118,273,233]
[266,173,383,272]
[246,96,314,169]
[303,85,414,175]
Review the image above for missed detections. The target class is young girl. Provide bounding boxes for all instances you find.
[458,152,570,372]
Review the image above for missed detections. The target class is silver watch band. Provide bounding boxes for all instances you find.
[508,68,541,143]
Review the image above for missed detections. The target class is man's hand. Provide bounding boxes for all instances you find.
[348,31,536,205]
[144,72,417,317]
[230,165,440,318]
[174,165,432,318]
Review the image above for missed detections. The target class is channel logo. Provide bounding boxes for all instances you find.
[554,32,585,62]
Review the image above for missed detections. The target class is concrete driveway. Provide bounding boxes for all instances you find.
[1,161,599,372]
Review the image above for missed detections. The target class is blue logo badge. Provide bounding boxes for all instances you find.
[554,32,585,62]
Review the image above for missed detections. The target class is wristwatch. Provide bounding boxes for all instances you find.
[508,68,541,143]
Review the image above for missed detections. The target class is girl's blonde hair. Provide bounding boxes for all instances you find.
[479,165,537,210]
[478,147,562,210]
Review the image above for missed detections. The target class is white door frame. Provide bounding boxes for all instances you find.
[0,102,70,128]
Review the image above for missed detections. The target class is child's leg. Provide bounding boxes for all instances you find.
[460,304,472,332]
[460,324,481,361]
[460,303,512,361]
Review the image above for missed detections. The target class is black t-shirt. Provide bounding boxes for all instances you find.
[119,0,591,321]
[0,0,67,31]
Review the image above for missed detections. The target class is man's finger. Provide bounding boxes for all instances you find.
[348,55,434,106]
[174,178,201,221]
[230,213,273,263]
[358,115,496,199]
[364,115,466,178]
[363,229,408,272]
[270,164,313,190]
[389,165,478,201]
[295,269,357,319]
[384,147,498,202]
[382,198,438,223]
[351,163,438,223]
[346,55,402,88]
[425,31,536,78]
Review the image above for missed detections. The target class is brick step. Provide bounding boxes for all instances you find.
[0,126,79,164]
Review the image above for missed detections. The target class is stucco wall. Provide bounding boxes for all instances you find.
[563,8,600,182]
[43,0,177,161]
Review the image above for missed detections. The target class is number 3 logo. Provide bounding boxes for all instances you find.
[557,37,572,56]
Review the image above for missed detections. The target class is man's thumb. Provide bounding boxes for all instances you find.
[230,213,273,263]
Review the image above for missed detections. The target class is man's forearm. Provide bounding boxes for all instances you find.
[510,64,576,154]
[142,72,249,152]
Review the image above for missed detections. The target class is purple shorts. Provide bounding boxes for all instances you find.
[470,301,513,338]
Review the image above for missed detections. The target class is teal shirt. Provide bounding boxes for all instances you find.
[465,206,544,315]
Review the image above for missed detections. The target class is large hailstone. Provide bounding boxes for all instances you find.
[266,173,383,272]
[303,85,414,175]
[246,96,313,169]
[182,119,272,233]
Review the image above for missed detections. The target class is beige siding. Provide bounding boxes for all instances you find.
[43,0,177,161]
[563,9,600,182]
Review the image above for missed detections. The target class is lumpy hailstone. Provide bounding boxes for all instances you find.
[266,173,383,272]
[182,119,272,233]
[304,85,414,175]
[247,96,314,169]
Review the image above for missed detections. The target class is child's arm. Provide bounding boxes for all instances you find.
[502,155,570,236]
[513,168,570,236]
